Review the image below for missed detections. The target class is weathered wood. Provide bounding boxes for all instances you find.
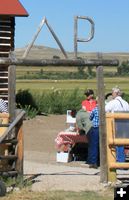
[96,66,108,183]
[22,17,46,59]
[106,115,116,182]
[106,112,129,119]
[23,17,68,59]
[110,162,129,169]
[106,112,129,181]
[15,121,24,175]
[8,65,16,122]
[0,46,11,51]
[0,171,18,177]
[74,16,94,59]
[109,139,129,145]
[45,19,68,59]
[0,170,18,177]
[0,58,119,66]
[0,114,9,137]
[0,110,25,143]
[0,32,11,37]
[0,26,14,32]
[0,39,11,44]
[0,155,17,160]
[74,16,78,59]
[0,53,9,57]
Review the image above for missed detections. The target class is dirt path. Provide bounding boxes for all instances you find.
[23,115,103,191]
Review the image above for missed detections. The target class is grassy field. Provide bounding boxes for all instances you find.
[16,77,129,94]
[1,189,113,200]
[16,66,117,74]
[15,46,129,94]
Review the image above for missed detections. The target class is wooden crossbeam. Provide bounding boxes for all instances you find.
[0,58,119,67]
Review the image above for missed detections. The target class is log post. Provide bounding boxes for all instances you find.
[15,120,24,175]
[96,66,108,183]
[8,65,16,122]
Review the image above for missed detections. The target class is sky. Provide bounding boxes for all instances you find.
[15,0,129,53]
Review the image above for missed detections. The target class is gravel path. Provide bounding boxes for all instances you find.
[23,115,103,192]
[24,154,102,192]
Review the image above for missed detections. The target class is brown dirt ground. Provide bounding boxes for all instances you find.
[23,114,66,163]
[22,115,105,192]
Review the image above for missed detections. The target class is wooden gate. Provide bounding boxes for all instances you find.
[106,112,129,182]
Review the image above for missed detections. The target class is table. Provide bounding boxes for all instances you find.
[55,131,88,152]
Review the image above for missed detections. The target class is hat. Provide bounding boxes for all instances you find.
[105,92,112,100]
[112,86,121,93]
[112,86,122,95]
[84,89,94,97]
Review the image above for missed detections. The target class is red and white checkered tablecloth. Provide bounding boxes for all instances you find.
[55,131,88,151]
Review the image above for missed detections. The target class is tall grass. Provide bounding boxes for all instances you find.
[16,86,129,116]
[33,88,83,114]
[16,88,84,115]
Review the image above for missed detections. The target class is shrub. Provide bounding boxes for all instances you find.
[16,89,37,108]
[16,88,86,115]
[16,89,38,118]
[117,61,129,75]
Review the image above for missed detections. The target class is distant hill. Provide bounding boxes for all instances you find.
[15,45,129,63]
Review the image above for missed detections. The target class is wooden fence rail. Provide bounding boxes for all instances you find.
[0,58,119,67]
[0,110,25,143]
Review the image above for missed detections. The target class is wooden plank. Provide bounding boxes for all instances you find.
[0,65,8,69]
[15,121,24,175]
[0,115,9,137]
[106,116,116,182]
[106,112,129,119]
[0,18,12,22]
[0,53,9,57]
[0,110,25,143]
[8,65,16,122]
[0,57,119,66]
[0,46,11,51]
[45,19,68,59]
[0,27,14,32]
[110,162,129,169]
[0,21,14,26]
[0,77,8,79]
[0,39,11,44]
[0,95,8,98]
[109,139,129,145]
[0,83,8,87]
[96,66,108,183]
[0,32,12,37]
[74,16,77,59]
[0,21,11,26]
[0,88,8,91]
[0,171,18,176]
[0,155,17,160]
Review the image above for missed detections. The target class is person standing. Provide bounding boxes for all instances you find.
[105,86,129,162]
[82,89,96,112]
[86,101,99,168]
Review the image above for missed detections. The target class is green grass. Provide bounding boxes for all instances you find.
[16,77,129,94]
[1,189,113,200]
[16,66,117,73]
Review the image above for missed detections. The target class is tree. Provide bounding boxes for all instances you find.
[117,60,129,75]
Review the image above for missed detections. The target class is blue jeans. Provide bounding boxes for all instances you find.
[87,127,99,165]
[116,146,125,162]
